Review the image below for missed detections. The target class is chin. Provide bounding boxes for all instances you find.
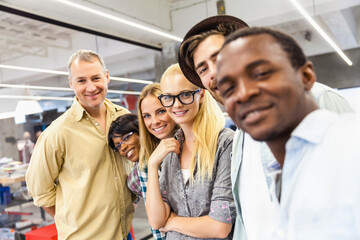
[130,156,139,163]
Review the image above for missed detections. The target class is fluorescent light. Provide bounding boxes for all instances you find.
[0,83,142,95]
[0,64,68,75]
[0,95,122,102]
[289,0,352,66]
[110,77,152,85]
[0,64,152,85]
[54,0,183,42]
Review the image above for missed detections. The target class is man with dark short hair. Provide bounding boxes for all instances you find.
[26,50,134,240]
[217,26,360,240]
[178,15,354,240]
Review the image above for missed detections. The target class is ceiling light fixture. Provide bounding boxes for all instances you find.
[0,83,141,95]
[0,64,153,85]
[0,95,122,102]
[289,0,352,66]
[54,0,183,42]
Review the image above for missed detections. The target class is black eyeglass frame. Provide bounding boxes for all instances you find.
[158,89,201,107]
[113,132,134,152]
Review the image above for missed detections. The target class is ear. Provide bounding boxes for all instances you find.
[199,89,205,104]
[105,70,110,84]
[68,77,73,89]
[300,61,316,91]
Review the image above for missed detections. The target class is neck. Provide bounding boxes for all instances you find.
[180,123,194,141]
[85,103,106,119]
[267,98,319,167]
[266,137,289,167]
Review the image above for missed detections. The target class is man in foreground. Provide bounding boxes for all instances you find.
[217,26,360,239]
[26,50,134,240]
[178,15,354,240]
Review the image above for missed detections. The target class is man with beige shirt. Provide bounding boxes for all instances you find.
[26,50,134,240]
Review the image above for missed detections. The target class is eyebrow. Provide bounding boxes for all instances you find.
[218,59,270,86]
[246,59,270,71]
[194,49,221,71]
[163,89,195,95]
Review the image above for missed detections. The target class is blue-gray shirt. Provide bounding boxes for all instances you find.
[159,128,236,239]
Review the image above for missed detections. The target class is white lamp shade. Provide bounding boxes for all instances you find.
[15,100,43,116]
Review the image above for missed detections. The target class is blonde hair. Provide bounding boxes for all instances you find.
[160,63,225,182]
[137,83,167,169]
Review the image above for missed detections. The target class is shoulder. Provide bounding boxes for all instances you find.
[105,99,130,117]
[218,128,235,147]
[311,82,354,113]
[332,112,360,132]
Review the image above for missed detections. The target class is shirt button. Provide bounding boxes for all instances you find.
[86,118,89,120]
[95,123,99,126]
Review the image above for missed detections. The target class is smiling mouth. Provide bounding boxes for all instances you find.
[126,148,134,159]
[209,81,218,92]
[173,110,188,117]
[153,125,166,133]
[241,105,273,124]
[86,92,100,97]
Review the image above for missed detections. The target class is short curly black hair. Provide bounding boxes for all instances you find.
[223,27,307,70]
[108,113,139,150]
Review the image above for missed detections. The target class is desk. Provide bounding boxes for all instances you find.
[0,176,25,185]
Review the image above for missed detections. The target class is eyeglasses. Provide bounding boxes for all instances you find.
[113,132,134,152]
[158,89,201,107]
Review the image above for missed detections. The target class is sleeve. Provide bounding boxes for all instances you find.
[127,163,142,199]
[158,156,170,204]
[311,83,355,114]
[208,130,237,224]
[25,132,63,207]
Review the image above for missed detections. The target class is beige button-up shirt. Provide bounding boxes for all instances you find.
[26,98,134,240]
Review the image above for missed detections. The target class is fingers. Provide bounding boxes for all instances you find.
[159,138,180,155]
[148,138,181,168]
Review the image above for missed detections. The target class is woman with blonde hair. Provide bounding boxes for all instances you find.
[123,82,177,240]
[146,63,235,239]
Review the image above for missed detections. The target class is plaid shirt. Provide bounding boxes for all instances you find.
[127,163,166,240]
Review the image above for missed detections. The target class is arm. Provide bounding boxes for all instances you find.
[127,163,142,199]
[25,132,63,210]
[145,138,180,229]
[162,213,232,238]
[42,206,55,218]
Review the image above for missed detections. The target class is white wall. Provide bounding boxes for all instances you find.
[339,87,360,113]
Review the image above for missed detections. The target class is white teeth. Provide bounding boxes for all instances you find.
[174,111,186,116]
[246,111,259,119]
[154,126,166,132]
[126,149,134,158]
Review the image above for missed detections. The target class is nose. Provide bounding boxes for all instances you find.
[86,81,96,92]
[119,143,128,153]
[152,115,161,125]
[209,62,217,81]
[235,79,260,103]
[173,96,182,108]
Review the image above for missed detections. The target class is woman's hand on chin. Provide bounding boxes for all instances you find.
[148,138,180,168]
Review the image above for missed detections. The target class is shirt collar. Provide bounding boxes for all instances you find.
[72,97,119,122]
[291,109,338,144]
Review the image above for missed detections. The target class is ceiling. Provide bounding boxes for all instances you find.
[0,0,359,117]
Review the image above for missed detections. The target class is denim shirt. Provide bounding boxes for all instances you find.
[159,128,236,239]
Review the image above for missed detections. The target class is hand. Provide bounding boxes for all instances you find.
[148,138,180,168]
[159,212,177,233]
